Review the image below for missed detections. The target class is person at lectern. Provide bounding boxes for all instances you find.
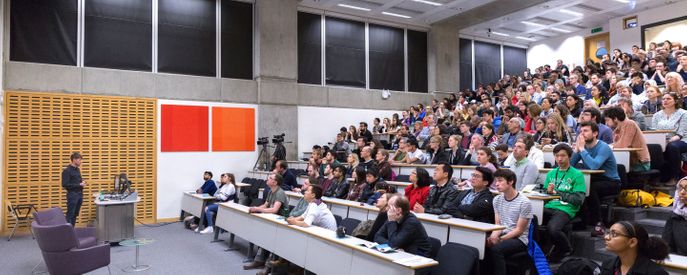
[61,152,86,226]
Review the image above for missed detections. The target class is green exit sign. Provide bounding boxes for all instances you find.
[591,27,603,34]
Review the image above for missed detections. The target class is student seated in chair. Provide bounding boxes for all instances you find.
[601,221,669,275]
[198,173,236,234]
[542,144,586,263]
[413,163,458,214]
[486,169,533,275]
[243,173,289,273]
[286,185,337,230]
[508,136,540,190]
[374,195,432,257]
[185,171,218,230]
[446,166,495,224]
[323,165,349,199]
[663,177,687,256]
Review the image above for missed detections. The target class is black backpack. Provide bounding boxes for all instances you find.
[556,257,601,275]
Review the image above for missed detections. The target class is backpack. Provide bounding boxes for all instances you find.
[651,190,674,207]
[351,220,375,239]
[617,189,656,207]
[556,257,600,275]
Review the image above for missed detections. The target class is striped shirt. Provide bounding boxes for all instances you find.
[493,192,533,245]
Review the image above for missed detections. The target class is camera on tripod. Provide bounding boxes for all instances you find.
[257,137,269,145]
[272,133,285,144]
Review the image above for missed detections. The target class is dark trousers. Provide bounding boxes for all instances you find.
[587,177,621,224]
[543,208,572,253]
[486,238,527,275]
[663,213,687,255]
[663,140,687,181]
[66,191,83,226]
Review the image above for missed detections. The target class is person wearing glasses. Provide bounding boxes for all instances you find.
[405,168,431,210]
[600,221,669,275]
[663,177,687,255]
[652,92,687,183]
[446,166,495,224]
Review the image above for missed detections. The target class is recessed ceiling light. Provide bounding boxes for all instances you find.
[521,21,545,27]
[382,11,412,19]
[551,27,572,33]
[491,31,510,37]
[516,36,536,41]
[337,4,371,11]
[615,0,630,3]
[559,9,583,17]
[412,0,442,6]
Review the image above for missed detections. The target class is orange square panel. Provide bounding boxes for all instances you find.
[212,107,255,151]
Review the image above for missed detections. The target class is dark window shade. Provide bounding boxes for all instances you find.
[459,38,473,91]
[325,16,365,88]
[407,30,428,93]
[85,0,152,71]
[158,0,216,77]
[298,12,322,85]
[10,0,78,65]
[221,0,253,79]
[503,46,527,77]
[369,24,404,91]
[474,41,501,87]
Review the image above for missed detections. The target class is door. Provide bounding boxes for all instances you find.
[585,32,610,64]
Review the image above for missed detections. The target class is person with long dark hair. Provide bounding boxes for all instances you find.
[199,173,237,234]
[601,221,669,275]
[405,168,431,210]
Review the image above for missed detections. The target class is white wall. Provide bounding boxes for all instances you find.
[297,106,400,158]
[527,33,587,70]
[643,19,687,49]
[610,0,687,52]
[156,99,258,220]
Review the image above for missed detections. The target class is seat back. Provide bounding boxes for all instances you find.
[33,207,67,226]
[647,144,664,170]
[428,237,441,259]
[340,218,361,235]
[395,174,410,182]
[32,222,78,252]
[617,164,629,189]
[333,214,343,226]
[432,242,479,275]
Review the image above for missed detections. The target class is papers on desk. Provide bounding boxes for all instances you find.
[394,255,436,267]
[360,243,395,253]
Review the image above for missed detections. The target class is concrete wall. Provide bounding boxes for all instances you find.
[610,0,687,52]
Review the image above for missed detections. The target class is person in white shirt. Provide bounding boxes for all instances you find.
[287,185,337,231]
[199,173,237,234]
[503,134,545,169]
[403,138,427,164]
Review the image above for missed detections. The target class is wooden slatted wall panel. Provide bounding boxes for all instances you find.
[3,91,157,231]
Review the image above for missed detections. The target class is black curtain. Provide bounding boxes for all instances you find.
[221,0,253,79]
[459,38,473,91]
[158,0,216,77]
[325,16,365,88]
[503,46,527,77]
[10,0,78,65]
[369,24,404,91]
[407,30,428,93]
[85,0,152,71]
[474,41,501,87]
[298,12,322,85]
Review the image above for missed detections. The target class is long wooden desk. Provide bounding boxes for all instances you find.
[662,253,687,275]
[180,191,216,230]
[215,202,437,275]
[386,181,412,196]
[284,191,504,259]
[643,130,672,151]
[248,170,270,180]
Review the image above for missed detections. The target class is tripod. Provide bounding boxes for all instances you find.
[253,143,272,171]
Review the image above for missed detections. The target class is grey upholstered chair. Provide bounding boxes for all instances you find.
[31,207,110,275]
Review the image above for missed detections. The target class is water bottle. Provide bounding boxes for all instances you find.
[99,190,105,201]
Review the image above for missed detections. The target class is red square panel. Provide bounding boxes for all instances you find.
[161,105,208,152]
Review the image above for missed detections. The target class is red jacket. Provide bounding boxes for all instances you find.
[405,185,430,209]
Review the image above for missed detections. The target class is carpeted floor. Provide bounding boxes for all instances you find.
[0,222,267,275]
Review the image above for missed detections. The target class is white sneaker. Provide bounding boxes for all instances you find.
[200,227,214,234]
[194,227,200,233]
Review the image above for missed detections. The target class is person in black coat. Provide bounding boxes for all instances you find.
[428,135,448,164]
[375,195,431,257]
[366,192,392,242]
[446,166,495,224]
[600,221,669,275]
[446,135,467,165]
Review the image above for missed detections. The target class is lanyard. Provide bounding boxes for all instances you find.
[555,168,569,187]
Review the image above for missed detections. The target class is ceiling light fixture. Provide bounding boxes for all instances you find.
[521,21,545,27]
[615,0,630,3]
[491,31,510,37]
[516,36,536,41]
[559,9,583,17]
[412,0,443,6]
[337,4,371,11]
[382,11,412,19]
[551,27,572,33]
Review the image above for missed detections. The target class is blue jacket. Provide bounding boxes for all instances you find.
[199,179,217,195]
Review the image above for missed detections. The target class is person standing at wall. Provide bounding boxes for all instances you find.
[62,152,86,226]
